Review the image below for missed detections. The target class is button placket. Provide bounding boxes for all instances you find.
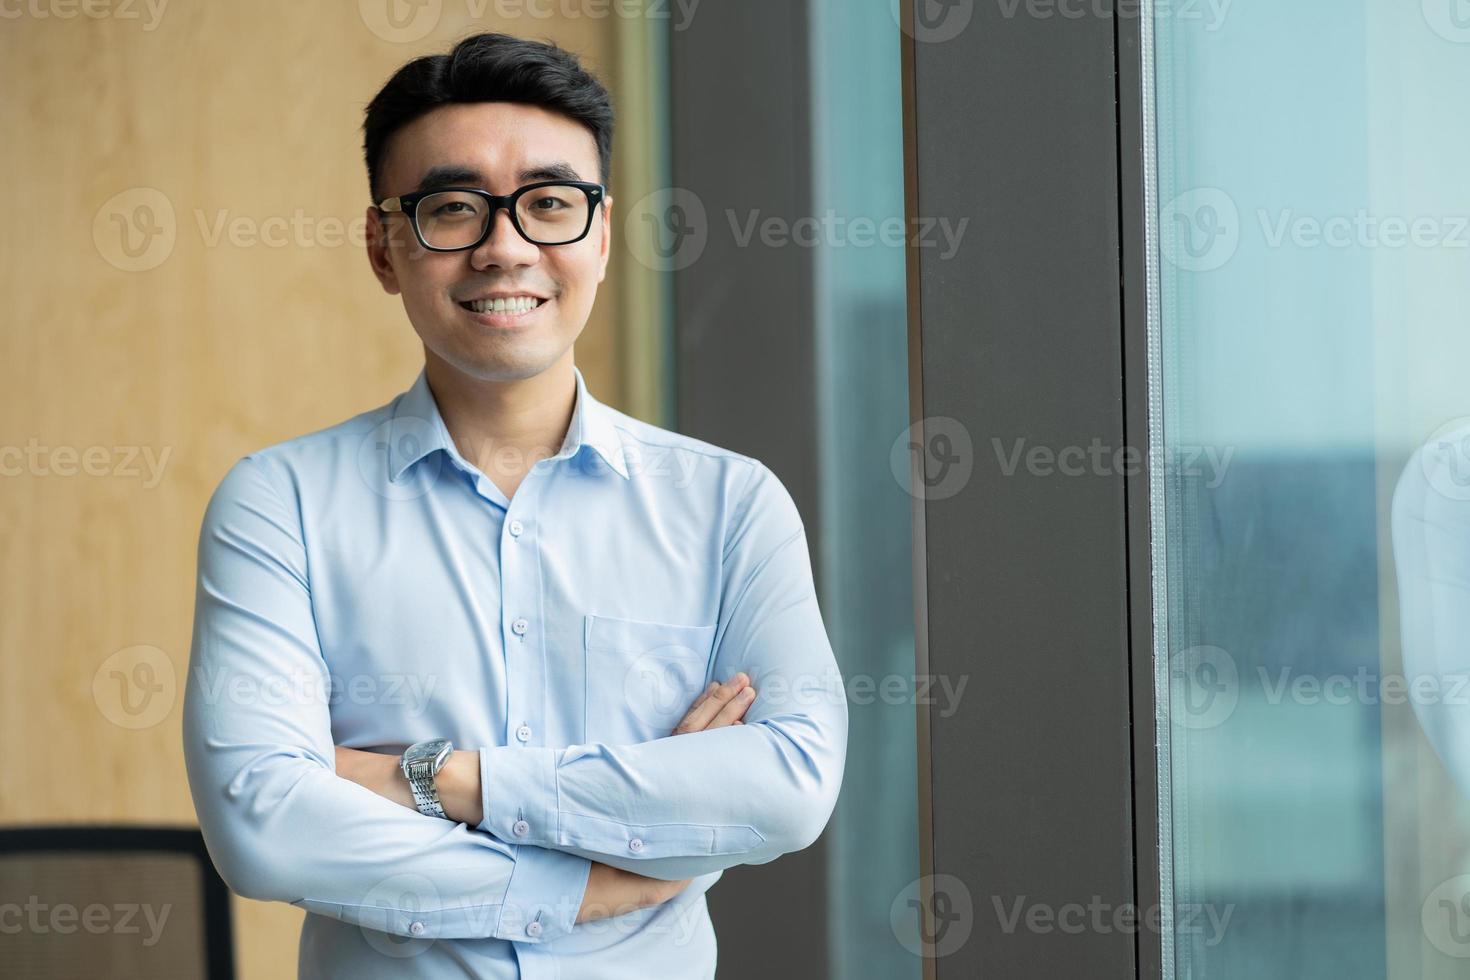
[499,502,541,757]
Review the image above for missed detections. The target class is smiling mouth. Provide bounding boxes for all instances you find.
[458,296,548,316]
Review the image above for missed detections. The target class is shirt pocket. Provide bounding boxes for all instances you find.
[584,614,717,744]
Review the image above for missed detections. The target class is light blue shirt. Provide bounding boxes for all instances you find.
[1392,430,1470,799]
[181,365,848,979]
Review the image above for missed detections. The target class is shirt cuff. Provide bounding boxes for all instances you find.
[492,844,591,944]
[479,745,560,846]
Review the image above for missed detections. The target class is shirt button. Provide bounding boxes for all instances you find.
[409,921,425,936]
[509,520,524,537]
[511,618,528,636]
[628,837,644,853]
[515,725,532,743]
[512,819,530,837]
[526,921,543,939]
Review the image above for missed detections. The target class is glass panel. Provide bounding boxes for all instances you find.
[810,0,920,977]
[1145,1,1470,978]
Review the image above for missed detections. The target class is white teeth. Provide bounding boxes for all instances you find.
[467,296,542,315]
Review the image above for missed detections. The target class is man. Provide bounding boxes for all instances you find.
[181,31,847,980]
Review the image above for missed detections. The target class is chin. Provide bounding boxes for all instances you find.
[435,343,561,383]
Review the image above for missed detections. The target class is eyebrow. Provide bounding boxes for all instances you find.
[414,161,586,193]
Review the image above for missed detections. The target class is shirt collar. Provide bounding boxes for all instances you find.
[387,364,629,483]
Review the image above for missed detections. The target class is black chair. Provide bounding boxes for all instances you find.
[0,825,234,979]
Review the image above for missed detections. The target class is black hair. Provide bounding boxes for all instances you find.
[362,32,614,202]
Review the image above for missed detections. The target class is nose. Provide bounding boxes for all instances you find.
[469,205,541,270]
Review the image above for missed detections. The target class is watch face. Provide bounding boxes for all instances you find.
[404,737,452,772]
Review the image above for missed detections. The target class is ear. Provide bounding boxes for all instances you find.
[365,207,401,296]
[596,195,614,284]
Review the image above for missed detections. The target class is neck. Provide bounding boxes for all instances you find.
[422,349,578,486]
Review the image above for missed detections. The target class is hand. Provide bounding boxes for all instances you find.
[671,672,756,735]
[576,862,691,923]
[334,746,483,826]
[573,672,754,926]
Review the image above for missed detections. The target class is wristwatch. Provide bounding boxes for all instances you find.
[400,737,454,819]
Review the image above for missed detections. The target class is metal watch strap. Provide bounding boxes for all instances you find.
[405,759,447,818]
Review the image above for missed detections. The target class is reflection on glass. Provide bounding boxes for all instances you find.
[1145,0,1470,977]
[1393,427,1470,798]
[811,0,919,977]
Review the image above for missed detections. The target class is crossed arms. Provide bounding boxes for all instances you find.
[181,454,848,944]
[334,673,764,922]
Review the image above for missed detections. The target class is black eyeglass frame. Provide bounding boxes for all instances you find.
[373,180,606,251]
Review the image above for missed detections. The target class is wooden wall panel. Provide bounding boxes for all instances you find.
[0,4,642,977]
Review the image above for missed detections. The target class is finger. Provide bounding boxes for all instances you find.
[672,682,719,732]
[679,673,746,730]
[707,684,755,728]
[698,673,750,728]
[674,673,749,734]
[684,681,720,714]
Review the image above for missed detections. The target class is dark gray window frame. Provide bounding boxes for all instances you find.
[671,0,1163,976]
[669,3,829,978]
[901,2,1161,978]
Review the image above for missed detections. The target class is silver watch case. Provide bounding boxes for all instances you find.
[401,737,453,818]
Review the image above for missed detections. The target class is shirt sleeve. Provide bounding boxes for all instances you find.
[1391,440,1470,798]
[476,460,849,881]
[182,454,590,943]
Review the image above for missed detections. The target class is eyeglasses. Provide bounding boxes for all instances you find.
[374,180,605,251]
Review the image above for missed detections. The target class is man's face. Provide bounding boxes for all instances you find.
[366,102,612,382]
